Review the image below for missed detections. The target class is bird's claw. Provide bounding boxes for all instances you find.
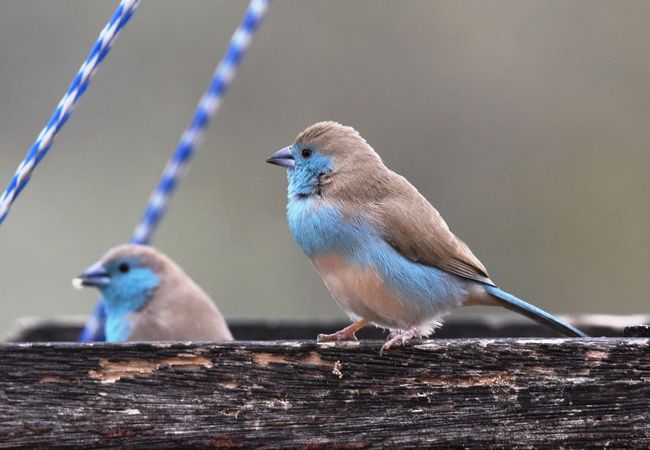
[386,331,399,340]
[379,326,420,355]
[317,331,359,343]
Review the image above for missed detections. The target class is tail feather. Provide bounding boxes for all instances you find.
[484,285,587,337]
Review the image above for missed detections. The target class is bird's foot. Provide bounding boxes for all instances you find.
[317,330,358,342]
[317,319,369,343]
[380,325,420,355]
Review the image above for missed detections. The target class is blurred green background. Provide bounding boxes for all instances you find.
[0,1,648,336]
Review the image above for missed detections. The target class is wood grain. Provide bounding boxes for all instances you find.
[1,338,649,448]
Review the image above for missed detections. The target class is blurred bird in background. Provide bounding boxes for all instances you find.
[74,244,233,342]
[267,121,587,353]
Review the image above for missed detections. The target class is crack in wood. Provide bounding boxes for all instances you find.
[420,372,516,387]
[252,352,289,366]
[88,354,213,383]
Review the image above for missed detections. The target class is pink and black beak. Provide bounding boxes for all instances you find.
[266,146,295,168]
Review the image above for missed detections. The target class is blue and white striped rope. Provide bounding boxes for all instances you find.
[131,0,269,245]
[78,0,270,342]
[0,0,140,226]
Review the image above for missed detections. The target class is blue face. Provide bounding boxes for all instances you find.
[267,142,344,257]
[286,145,333,199]
[77,257,160,342]
[100,258,160,309]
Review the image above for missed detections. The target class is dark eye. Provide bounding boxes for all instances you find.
[301,148,313,158]
[118,262,130,273]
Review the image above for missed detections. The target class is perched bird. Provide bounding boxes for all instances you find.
[73,244,233,343]
[267,121,587,353]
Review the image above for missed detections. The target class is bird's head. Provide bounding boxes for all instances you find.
[73,244,163,312]
[266,121,385,200]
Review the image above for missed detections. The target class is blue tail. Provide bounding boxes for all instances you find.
[484,285,587,337]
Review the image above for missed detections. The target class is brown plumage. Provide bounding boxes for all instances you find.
[269,121,586,352]
[79,244,233,342]
[296,121,493,285]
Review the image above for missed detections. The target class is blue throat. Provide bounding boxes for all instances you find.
[286,149,332,199]
[100,266,160,342]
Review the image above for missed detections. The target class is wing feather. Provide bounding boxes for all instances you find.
[366,171,495,286]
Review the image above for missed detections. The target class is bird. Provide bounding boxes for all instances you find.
[267,121,587,353]
[73,244,233,343]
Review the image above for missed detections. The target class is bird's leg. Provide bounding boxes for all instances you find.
[317,319,369,342]
[380,324,420,355]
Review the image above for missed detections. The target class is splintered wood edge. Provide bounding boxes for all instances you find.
[2,336,648,351]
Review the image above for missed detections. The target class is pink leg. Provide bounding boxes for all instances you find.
[380,325,420,355]
[317,319,369,342]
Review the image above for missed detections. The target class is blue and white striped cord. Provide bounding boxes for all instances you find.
[131,0,269,245]
[78,0,270,342]
[0,0,140,226]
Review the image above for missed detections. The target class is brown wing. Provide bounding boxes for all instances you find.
[367,171,495,286]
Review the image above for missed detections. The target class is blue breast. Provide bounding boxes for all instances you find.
[105,309,134,343]
[287,199,371,256]
[101,267,160,342]
[287,198,467,306]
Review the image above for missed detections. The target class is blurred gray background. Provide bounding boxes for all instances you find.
[0,1,648,336]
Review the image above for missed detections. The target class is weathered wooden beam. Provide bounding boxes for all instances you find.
[1,338,648,448]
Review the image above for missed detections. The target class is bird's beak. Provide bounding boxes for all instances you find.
[73,261,111,289]
[266,146,295,168]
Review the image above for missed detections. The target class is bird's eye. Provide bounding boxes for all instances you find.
[301,148,313,158]
[118,262,130,273]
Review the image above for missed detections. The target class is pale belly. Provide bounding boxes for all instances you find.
[312,253,465,333]
[288,198,469,334]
